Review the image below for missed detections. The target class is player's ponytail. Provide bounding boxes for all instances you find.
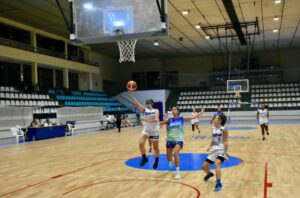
[219,114,227,126]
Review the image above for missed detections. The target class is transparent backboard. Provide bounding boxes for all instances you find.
[227,79,249,93]
[71,0,168,44]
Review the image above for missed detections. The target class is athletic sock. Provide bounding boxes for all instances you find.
[153,157,159,169]
[217,179,221,185]
[142,154,147,159]
[176,167,180,173]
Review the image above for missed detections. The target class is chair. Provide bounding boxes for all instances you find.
[66,121,76,136]
[11,126,25,143]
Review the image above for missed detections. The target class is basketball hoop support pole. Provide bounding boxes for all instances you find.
[69,0,74,34]
[156,0,167,31]
[55,0,73,34]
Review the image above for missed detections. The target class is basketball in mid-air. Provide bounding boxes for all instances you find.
[126,80,137,91]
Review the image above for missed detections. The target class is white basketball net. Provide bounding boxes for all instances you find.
[117,39,137,63]
[234,90,241,98]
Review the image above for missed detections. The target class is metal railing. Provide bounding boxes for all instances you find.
[0,37,34,52]
[0,37,99,67]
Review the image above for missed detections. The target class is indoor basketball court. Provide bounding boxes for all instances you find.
[0,0,299,198]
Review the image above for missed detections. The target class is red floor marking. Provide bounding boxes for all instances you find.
[0,159,123,197]
[264,162,273,198]
[63,179,201,198]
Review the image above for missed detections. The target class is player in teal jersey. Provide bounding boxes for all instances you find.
[160,106,204,179]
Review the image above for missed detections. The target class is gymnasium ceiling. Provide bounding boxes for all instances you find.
[0,0,299,58]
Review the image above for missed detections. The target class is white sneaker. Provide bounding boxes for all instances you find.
[175,172,181,179]
[169,158,174,168]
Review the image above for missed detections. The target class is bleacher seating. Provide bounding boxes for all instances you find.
[48,89,129,112]
[0,86,58,107]
[250,82,300,109]
[175,82,300,112]
[176,90,241,112]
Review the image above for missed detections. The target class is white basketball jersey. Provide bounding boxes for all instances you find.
[211,126,226,150]
[258,109,269,123]
[143,108,160,132]
[167,110,173,119]
[191,112,198,124]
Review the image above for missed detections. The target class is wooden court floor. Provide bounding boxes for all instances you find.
[0,123,299,198]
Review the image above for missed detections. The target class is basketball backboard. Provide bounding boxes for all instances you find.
[70,0,168,44]
[227,79,249,93]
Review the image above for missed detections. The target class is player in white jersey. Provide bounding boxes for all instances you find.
[202,114,228,192]
[191,107,201,136]
[256,104,270,141]
[128,90,160,169]
[167,107,173,119]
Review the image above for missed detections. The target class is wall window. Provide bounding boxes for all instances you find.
[132,72,146,90]
[165,71,179,88]
[38,67,53,89]
[69,72,79,90]
[36,34,64,53]
[0,61,21,87]
[0,23,30,44]
[146,71,160,89]
[55,70,63,89]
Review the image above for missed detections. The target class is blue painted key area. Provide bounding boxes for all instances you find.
[125,153,243,171]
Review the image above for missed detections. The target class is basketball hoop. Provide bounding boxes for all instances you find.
[117,39,137,63]
[115,29,137,63]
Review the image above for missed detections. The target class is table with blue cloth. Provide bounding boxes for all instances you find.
[27,125,66,141]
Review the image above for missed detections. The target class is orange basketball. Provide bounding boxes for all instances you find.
[126,80,137,91]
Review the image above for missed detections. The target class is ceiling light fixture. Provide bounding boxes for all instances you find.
[153,41,159,46]
[83,3,94,10]
[205,36,210,40]
[274,0,281,4]
[273,16,280,21]
[273,29,278,33]
[195,24,201,29]
[181,10,190,15]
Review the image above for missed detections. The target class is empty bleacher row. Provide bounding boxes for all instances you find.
[177,90,241,111]
[48,89,128,112]
[0,87,133,112]
[0,86,17,92]
[55,95,114,102]
[104,107,130,112]
[64,101,123,107]
[250,83,300,109]
[1,100,58,107]
[71,91,107,97]
[0,86,58,107]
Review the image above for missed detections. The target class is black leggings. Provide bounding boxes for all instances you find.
[116,119,121,132]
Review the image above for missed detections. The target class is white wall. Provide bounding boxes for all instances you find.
[90,52,122,91]
[115,89,171,113]
[78,72,89,91]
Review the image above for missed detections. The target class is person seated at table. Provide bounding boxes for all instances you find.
[107,114,116,128]
[43,119,53,126]
[30,119,40,128]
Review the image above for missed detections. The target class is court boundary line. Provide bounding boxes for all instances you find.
[264,162,273,198]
